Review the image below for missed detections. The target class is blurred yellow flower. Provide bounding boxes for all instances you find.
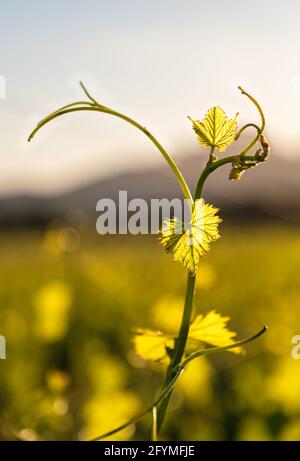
[46,369,71,394]
[151,297,184,332]
[33,281,72,342]
[178,358,213,404]
[237,417,271,441]
[41,226,80,255]
[81,391,140,441]
[266,356,300,413]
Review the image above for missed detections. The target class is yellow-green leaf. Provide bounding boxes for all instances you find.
[131,328,174,362]
[159,199,222,274]
[190,107,238,152]
[189,310,244,355]
[132,310,243,363]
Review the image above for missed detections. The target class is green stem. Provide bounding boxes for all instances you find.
[155,141,253,433]
[209,146,216,163]
[156,272,196,433]
[169,273,196,369]
[28,104,193,203]
[194,150,266,200]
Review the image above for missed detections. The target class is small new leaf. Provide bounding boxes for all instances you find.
[132,310,243,362]
[132,328,174,362]
[189,107,238,152]
[159,199,222,274]
[189,310,244,355]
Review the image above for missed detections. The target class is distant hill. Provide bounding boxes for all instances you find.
[0,151,299,226]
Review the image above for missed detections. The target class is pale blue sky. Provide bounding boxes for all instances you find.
[0,0,299,194]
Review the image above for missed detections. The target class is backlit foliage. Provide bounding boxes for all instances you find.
[189,107,238,152]
[159,200,222,273]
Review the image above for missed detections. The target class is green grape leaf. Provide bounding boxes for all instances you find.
[189,310,244,355]
[190,107,238,152]
[132,311,243,362]
[131,328,174,362]
[159,199,222,274]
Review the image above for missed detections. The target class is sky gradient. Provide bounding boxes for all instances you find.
[0,0,300,195]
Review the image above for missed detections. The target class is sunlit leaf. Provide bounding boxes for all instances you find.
[132,328,174,362]
[190,107,238,152]
[189,310,244,354]
[132,310,243,362]
[159,199,222,274]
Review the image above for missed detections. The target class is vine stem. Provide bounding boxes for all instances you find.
[156,147,216,433]
[155,83,267,429]
[28,104,193,204]
[94,84,267,439]
[28,84,267,441]
[156,272,196,432]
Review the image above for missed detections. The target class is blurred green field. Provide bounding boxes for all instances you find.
[0,223,300,441]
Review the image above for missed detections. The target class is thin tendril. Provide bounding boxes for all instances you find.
[28,106,110,142]
[236,86,266,157]
[181,325,267,368]
[79,81,103,106]
[28,84,193,203]
[234,123,261,141]
[238,86,266,132]
[39,101,95,124]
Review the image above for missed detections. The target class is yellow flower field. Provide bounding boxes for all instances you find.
[0,223,299,440]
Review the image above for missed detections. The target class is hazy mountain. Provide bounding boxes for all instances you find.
[0,151,299,226]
